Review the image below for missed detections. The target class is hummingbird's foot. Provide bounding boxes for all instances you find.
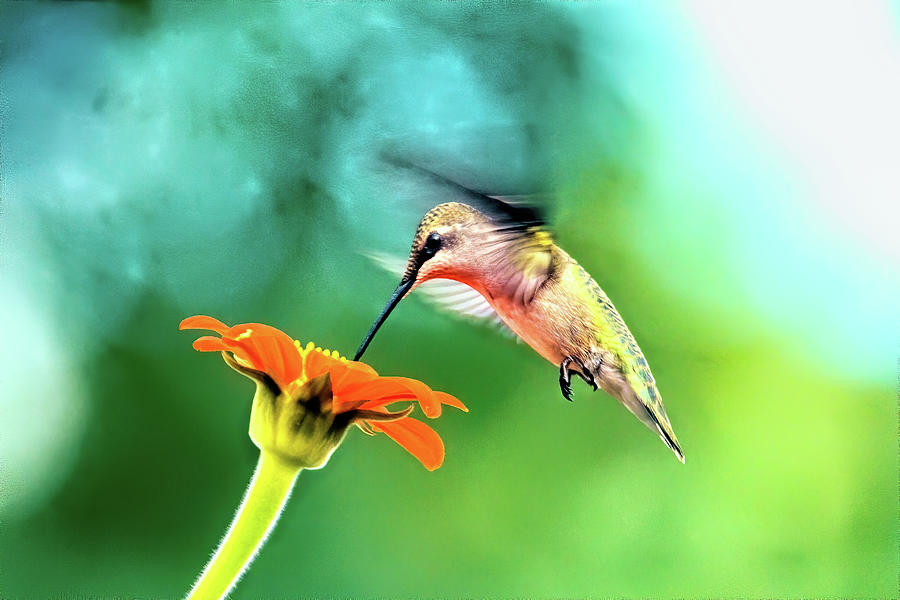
[559,357,575,401]
[576,371,598,391]
[572,359,599,391]
[559,357,598,400]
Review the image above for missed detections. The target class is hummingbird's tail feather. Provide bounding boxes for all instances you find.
[642,404,685,464]
[616,382,685,463]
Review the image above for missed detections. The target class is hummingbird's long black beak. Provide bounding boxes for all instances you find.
[354,276,415,361]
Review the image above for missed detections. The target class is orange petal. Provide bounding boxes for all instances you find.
[179,315,230,333]
[304,348,340,378]
[434,391,467,412]
[339,378,418,406]
[192,336,228,352]
[372,418,445,471]
[223,324,302,388]
[347,360,379,377]
[382,377,441,418]
[253,334,302,387]
[354,395,426,416]
[222,337,265,374]
[329,361,379,392]
[225,323,292,341]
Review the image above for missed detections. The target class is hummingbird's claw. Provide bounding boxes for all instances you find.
[559,357,575,401]
[559,356,598,400]
[575,364,599,391]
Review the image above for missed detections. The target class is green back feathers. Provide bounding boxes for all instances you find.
[575,264,684,461]
[575,265,648,375]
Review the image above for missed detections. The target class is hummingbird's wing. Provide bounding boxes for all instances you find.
[366,251,517,337]
[420,279,518,338]
[382,156,552,228]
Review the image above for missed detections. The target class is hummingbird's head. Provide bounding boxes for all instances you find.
[400,202,488,286]
[354,202,491,360]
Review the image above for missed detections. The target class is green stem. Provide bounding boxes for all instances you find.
[186,452,302,600]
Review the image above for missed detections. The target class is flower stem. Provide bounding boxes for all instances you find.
[186,452,302,600]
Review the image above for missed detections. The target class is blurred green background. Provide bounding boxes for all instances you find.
[1,2,897,598]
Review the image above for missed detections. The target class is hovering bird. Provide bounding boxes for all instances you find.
[354,167,684,463]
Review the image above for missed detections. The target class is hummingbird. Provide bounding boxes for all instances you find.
[354,168,684,463]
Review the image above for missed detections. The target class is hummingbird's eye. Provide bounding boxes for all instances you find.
[423,232,442,255]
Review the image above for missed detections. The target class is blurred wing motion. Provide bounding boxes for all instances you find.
[366,251,516,337]
[382,155,552,227]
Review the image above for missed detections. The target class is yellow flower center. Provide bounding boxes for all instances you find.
[285,340,349,396]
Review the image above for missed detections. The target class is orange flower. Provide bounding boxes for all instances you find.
[180,315,466,470]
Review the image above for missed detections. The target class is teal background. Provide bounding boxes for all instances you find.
[1,2,897,598]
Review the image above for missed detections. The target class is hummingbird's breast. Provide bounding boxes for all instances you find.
[478,248,603,373]
[488,295,568,365]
